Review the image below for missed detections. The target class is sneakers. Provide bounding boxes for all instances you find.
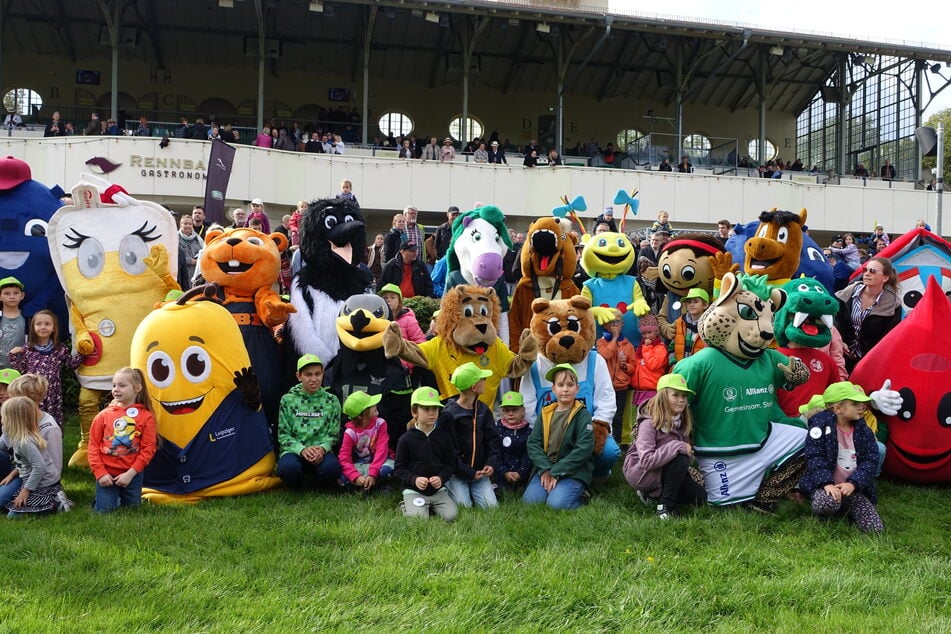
[655,503,676,520]
[636,490,656,507]
[55,489,75,513]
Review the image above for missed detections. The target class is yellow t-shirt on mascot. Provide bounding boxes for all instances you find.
[131,289,280,504]
[418,337,514,407]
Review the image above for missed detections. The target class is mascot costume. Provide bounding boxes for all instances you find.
[48,176,179,467]
[444,205,513,345]
[284,198,371,366]
[0,156,68,330]
[199,227,295,436]
[508,216,580,352]
[651,233,724,342]
[673,272,810,507]
[132,285,280,503]
[851,277,951,484]
[519,295,622,478]
[325,293,413,452]
[579,231,650,345]
[384,284,538,408]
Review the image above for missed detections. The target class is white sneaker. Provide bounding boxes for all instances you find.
[636,490,654,507]
[55,489,75,512]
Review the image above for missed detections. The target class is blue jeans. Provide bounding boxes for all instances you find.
[94,472,144,513]
[522,474,586,510]
[0,475,23,510]
[446,475,498,508]
[593,437,621,479]
[277,452,342,488]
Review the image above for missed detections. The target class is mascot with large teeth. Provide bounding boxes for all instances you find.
[284,198,371,366]
[673,272,811,507]
[132,285,280,503]
[48,175,180,467]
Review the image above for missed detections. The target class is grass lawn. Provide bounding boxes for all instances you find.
[0,424,948,633]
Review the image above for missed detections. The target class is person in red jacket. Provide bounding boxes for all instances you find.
[596,309,637,446]
[631,314,669,406]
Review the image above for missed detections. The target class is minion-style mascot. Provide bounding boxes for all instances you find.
[47,176,180,468]
[132,285,280,503]
[579,231,650,345]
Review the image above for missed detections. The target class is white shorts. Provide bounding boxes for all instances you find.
[697,422,805,506]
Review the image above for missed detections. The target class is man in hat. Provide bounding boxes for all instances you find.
[376,240,433,299]
[487,140,507,164]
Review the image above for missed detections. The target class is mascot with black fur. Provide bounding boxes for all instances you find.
[673,272,810,509]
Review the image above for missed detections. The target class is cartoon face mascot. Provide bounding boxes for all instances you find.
[519,295,622,479]
[851,277,951,484]
[384,284,537,408]
[325,293,413,452]
[673,272,811,507]
[48,177,180,467]
[200,227,295,433]
[0,156,68,330]
[508,217,580,352]
[284,198,371,366]
[652,233,724,341]
[132,285,280,503]
[580,231,651,345]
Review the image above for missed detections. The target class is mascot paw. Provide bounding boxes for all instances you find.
[517,329,538,362]
[869,379,902,417]
[631,298,650,317]
[591,306,618,325]
[75,332,95,357]
[383,321,403,358]
[264,298,297,324]
[233,367,261,409]
[144,244,170,278]
[592,420,610,455]
[710,251,737,280]
[780,356,810,387]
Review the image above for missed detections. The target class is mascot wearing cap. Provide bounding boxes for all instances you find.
[508,217,580,352]
[650,233,724,341]
[48,177,180,468]
[384,284,537,408]
[673,272,811,508]
[579,231,650,346]
[132,285,280,503]
[0,156,67,330]
[520,295,621,480]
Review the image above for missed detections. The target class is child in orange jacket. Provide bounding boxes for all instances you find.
[596,309,637,445]
[631,314,669,406]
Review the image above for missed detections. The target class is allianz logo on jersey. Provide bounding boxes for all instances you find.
[722,385,774,401]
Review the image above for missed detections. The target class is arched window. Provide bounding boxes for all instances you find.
[448,115,483,142]
[747,139,778,163]
[682,133,711,163]
[616,128,647,155]
[378,112,413,137]
[2,88,43,117]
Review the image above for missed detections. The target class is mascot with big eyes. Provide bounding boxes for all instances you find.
[579,231,650,345]
[48,177,180,468]
[652,233,723,342]
[519,295,621,479]
[132,285,280,503]
[384,284,538,409]
[0,156,67,330]
[508,217,580,352]
[673,272,811,507]
[284,198,371,366]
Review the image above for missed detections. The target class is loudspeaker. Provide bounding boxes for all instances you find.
[916,126,938,157]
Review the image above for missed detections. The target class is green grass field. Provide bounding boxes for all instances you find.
[1,425,948,634]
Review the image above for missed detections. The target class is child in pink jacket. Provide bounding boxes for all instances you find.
[338,391,394,492]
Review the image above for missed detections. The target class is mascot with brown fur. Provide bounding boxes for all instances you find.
[673,272,810,509]
[384,284,537,408]
[508,217,580,352]
[519,295,622,480]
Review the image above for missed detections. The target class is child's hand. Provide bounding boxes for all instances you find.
[11,488,29,509]
[479,465,494,479]
[353,475,367,488]
[363,476,376,491]
[428,476,443,489]
[97,474,115,487]
[504,471,521,484]
[823,483,841,502]
[681,443,694,457]
[9,346,23,355]
[414,476,430,490]
[114,469,136,488]
[0,469,18,486]
[302,446,325,464]
[837,482,856,497]
[540,471,557,492]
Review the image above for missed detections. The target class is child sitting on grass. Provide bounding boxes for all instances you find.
[7,374,63,488]
[798,382,884,533]
[596,309,636,446]
[491,391,532,495]
[667,288,708,365]
[523,363,594,510]
[339,390,393,492]
[440,362,499,509]
[395,386,458,522]
[622,374,706,519]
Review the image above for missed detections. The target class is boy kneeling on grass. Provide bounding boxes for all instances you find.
[394,386,458,522]
[339,390,394,493]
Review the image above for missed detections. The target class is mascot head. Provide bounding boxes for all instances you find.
[200,227,288,293]
[743,208,807,282]
[773,277,837,348]
[580,231,635,278]
[700,272,786,359]
[297,197,370,297]
[656,233,724,297]
[726,217,832,292]
[336,293,390,352]
[530,295,596,364]
[447,205,512,287]
[521,216,577,279]
[851,277,951,483]
[435,285,501,356]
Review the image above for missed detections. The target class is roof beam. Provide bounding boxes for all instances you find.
[502,20,534,94]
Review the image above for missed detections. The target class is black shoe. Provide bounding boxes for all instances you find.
[656,503,678,520]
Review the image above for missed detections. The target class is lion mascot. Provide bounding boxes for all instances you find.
[673,272,810,508]
[519,295,622,480]
[132,285,280,503]
[384,284,537,408]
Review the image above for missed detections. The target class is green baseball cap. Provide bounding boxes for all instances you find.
[0,276,24,290]
[411,386,444,408]
[0,368,21,385]
[684,288,710,303]
[656,373,694,394]
[450,362,493,391]
[544,363,578,382]
[500,391,524,408]
[343,390,382,418]
[378,283,402,299]
[296,353,323,371]
[798,393,827,416]
[822,381,871,405]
